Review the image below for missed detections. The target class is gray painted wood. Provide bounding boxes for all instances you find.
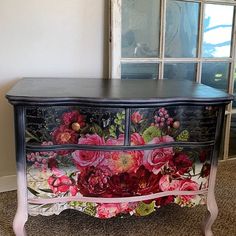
[6,78,233,105]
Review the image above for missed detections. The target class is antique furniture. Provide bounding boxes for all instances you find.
[6,78,233,236]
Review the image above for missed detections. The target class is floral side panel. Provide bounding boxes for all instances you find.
[130,105,219,144]
[25,106,125,145]
[27,145,212,218]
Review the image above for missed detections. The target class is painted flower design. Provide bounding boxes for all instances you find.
[27,106,212,219]
[48,175,78,196]
[143,136,174,174]
[52,125,78,144]
[72,134,105,169]
[77,166,112,197]
[62,110,86,129]
[96,203,129,219]
[131,111,143,124]
[174,153,193,175]
[103,151,143,175]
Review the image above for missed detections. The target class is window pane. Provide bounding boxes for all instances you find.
[121,63,158,80]
[233,68,236,108]
[165,0,199,58]
[121,0,160,58]
[201,62,229,92]
[203,4,234,58]
[164,63,197,81]
[229,114,236,157]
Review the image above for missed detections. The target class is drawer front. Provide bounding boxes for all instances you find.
[25,106,125,145]
[130,105,219,144]
[26,145,212,209]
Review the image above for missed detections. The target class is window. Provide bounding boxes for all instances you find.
[110,0,236,161]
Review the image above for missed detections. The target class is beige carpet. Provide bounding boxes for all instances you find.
[0,160,236,236]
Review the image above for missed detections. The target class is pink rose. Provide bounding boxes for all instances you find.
[73,134,105,169]
[143,136,174,174]
[106,135,124,145]
[97,203,129,219]
[159,175,182,192]
[179,179,199,201]
[131,111,143,124]
[48,175,78,196]
[131,133,145,145]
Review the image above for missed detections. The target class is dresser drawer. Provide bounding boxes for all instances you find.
[130,105,219,144]
[25,106,125,145]
[26,145,213,201]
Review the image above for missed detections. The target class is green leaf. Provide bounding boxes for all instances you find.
[27,187,40,196]
[142,126,161,143]
[135,201,155,216]
[176,130,189,142]
[91,123,104,136]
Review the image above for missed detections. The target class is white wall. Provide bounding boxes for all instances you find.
[0,0,109,183]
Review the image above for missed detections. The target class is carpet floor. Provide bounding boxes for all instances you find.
[0,160,236,236]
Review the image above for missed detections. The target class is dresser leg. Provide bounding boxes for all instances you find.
[13,170,28,236]
[13,213,28,236]
[202,166,218,236]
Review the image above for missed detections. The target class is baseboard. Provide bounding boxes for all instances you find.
[0,175,17,193]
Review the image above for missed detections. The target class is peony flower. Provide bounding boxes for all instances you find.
[62,110,86,128]
[52,125,78,144]
[96,203,129,219]
[77,166,112,197]
[143,136,174,174]
[102,150,143,174]
[108,172,139,197]
[131,111,143,124]
[48,175,78,196]
[174,153,193,175]
[73,134,105,169]
[135,165,161,195]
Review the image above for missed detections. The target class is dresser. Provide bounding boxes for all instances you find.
[6,78,233,236]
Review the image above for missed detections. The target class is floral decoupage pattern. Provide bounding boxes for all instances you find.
[26,105,215,218]
[25,106,126,145]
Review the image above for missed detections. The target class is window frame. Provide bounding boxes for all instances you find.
[109,0,236,161]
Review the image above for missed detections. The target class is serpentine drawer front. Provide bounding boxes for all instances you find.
[6,78,233,236]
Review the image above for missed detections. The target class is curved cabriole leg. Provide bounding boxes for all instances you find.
[13,171,28,236]
[202,165,218,236]
[13,106,28,236]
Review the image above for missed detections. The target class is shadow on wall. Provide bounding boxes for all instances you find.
[0,78,19,177]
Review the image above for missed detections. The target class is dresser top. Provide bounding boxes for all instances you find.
[6,77,233,106]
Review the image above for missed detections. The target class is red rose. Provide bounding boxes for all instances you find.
[174,153,193,175]
[48,175,78,196]
[62,110,86,128]
[52,125,78,144]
